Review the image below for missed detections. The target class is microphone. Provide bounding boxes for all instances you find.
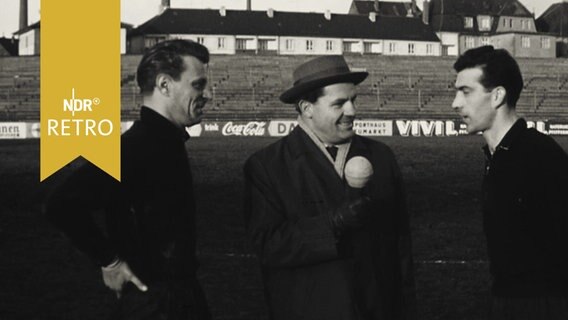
[344,156,373,189]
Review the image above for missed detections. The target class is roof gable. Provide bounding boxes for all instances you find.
[430,0,532,17]
[0,37,18,56]
[536,2,568,36]
[349,1,421,17]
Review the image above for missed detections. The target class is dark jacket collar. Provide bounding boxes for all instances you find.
[140,106,190,142]
[483,118,526,158]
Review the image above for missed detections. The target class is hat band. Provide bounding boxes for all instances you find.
[293,66,352,86]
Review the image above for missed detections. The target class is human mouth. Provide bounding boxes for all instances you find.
[337,121,353,130]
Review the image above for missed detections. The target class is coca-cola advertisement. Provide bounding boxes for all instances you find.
[221,121,267,136]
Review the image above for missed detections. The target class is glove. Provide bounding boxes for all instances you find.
[330,190,373,234]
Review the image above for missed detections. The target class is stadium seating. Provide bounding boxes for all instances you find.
[1,54,567,121]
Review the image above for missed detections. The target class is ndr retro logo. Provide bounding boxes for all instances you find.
[47,88,114,136]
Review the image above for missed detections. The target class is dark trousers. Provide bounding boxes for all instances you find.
[110,279,211,320]
[490,296,568,320]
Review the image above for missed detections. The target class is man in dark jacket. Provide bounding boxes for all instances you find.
[45,40,211,320]
[244,55,416,320]
[452,45,568,319]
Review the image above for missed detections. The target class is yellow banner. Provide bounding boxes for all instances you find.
[40,0,120,181]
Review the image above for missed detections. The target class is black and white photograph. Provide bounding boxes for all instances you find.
[1,0,567,319]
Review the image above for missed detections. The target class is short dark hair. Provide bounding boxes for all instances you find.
[453,45,523,107]
[295,87,325,113]
[136,39,210,94]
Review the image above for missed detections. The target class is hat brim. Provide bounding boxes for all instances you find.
[279,71,369,104]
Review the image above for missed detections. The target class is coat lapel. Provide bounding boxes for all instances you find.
[287,127,345,200]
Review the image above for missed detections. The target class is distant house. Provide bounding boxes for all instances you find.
[0,37,19,56]
[536,1,568,57]
[128,8,440,57]
[14,21,40,56]
[348,0,421,18]
[425,0,555,58]
[13,22,133,56]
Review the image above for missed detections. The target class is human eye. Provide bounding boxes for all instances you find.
[192,78,207,90]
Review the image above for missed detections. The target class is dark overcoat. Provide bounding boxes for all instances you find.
[244,126,416,320]
[45,107,210,319]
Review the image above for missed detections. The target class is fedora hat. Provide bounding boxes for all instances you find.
[280,55,368,104]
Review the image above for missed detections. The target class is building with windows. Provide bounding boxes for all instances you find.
[128,8,441,56]
[425,0,555,57]
[536,1,568,57]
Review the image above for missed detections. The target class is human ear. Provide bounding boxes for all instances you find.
[298,100,313,118]
[492,86,506,108]
[156,74,171,96]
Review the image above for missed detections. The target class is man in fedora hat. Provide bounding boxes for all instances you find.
[244,55,416,320]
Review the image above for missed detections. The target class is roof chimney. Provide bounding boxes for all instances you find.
[422,0,430,25]
[159,0,170,12]
[19,0,28,31]
[407,8,413,17]
[412,0,417,16]
[369,11,376,22]
[374,0,379,13]
[219,6,226,17]
[324,10,331,20]
[246,0,251,11]
[267,8,274,18]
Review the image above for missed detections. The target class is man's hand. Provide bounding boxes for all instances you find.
[330,193,373,233]
[101,259,148,298]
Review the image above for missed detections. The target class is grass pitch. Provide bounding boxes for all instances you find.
[1,136,567,320]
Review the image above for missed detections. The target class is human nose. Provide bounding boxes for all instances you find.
[344,100,356,116]
[451,92,462,111]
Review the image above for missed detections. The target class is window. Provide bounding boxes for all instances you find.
[306,40,313,51]
[464,17,474,29]
[408,43,415,54]
[481,18,490,30]
[522,36,530,48]
[541,37,550,49]
[196,37,204,45]
[218,37,225,49]
[426,44,433,55]
[258,39,269,51]
[502,18,506,27]
[363,42,373,53]
[343,42,354,53]
[521,20,526,29]
[285,39,294,51]
[509,19,513,28]
[465,36,475,48]
[480,37,490,46]
[236,39,247,50]
[326,40,334,51]
[389,42,396,53]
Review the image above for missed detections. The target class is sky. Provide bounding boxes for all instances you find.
[0,0,563,37]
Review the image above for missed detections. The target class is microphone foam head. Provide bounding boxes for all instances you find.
[344,156,373,188]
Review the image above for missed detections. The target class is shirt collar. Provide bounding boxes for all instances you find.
[298,116,351,178]
[482,118,526,157]
[140,106,190,142]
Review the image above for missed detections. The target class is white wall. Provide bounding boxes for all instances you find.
[18,29,39,56]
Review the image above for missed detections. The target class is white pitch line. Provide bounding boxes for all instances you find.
[213,253,489,264]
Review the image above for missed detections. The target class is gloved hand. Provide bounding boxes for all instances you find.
[330,190,373,233]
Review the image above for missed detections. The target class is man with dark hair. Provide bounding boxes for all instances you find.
[452,45,568,319]
[244,55,416,320]
[45,39,211,319]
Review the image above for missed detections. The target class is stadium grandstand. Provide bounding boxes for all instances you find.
[1,54,567,122]
[0,0,566,126]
